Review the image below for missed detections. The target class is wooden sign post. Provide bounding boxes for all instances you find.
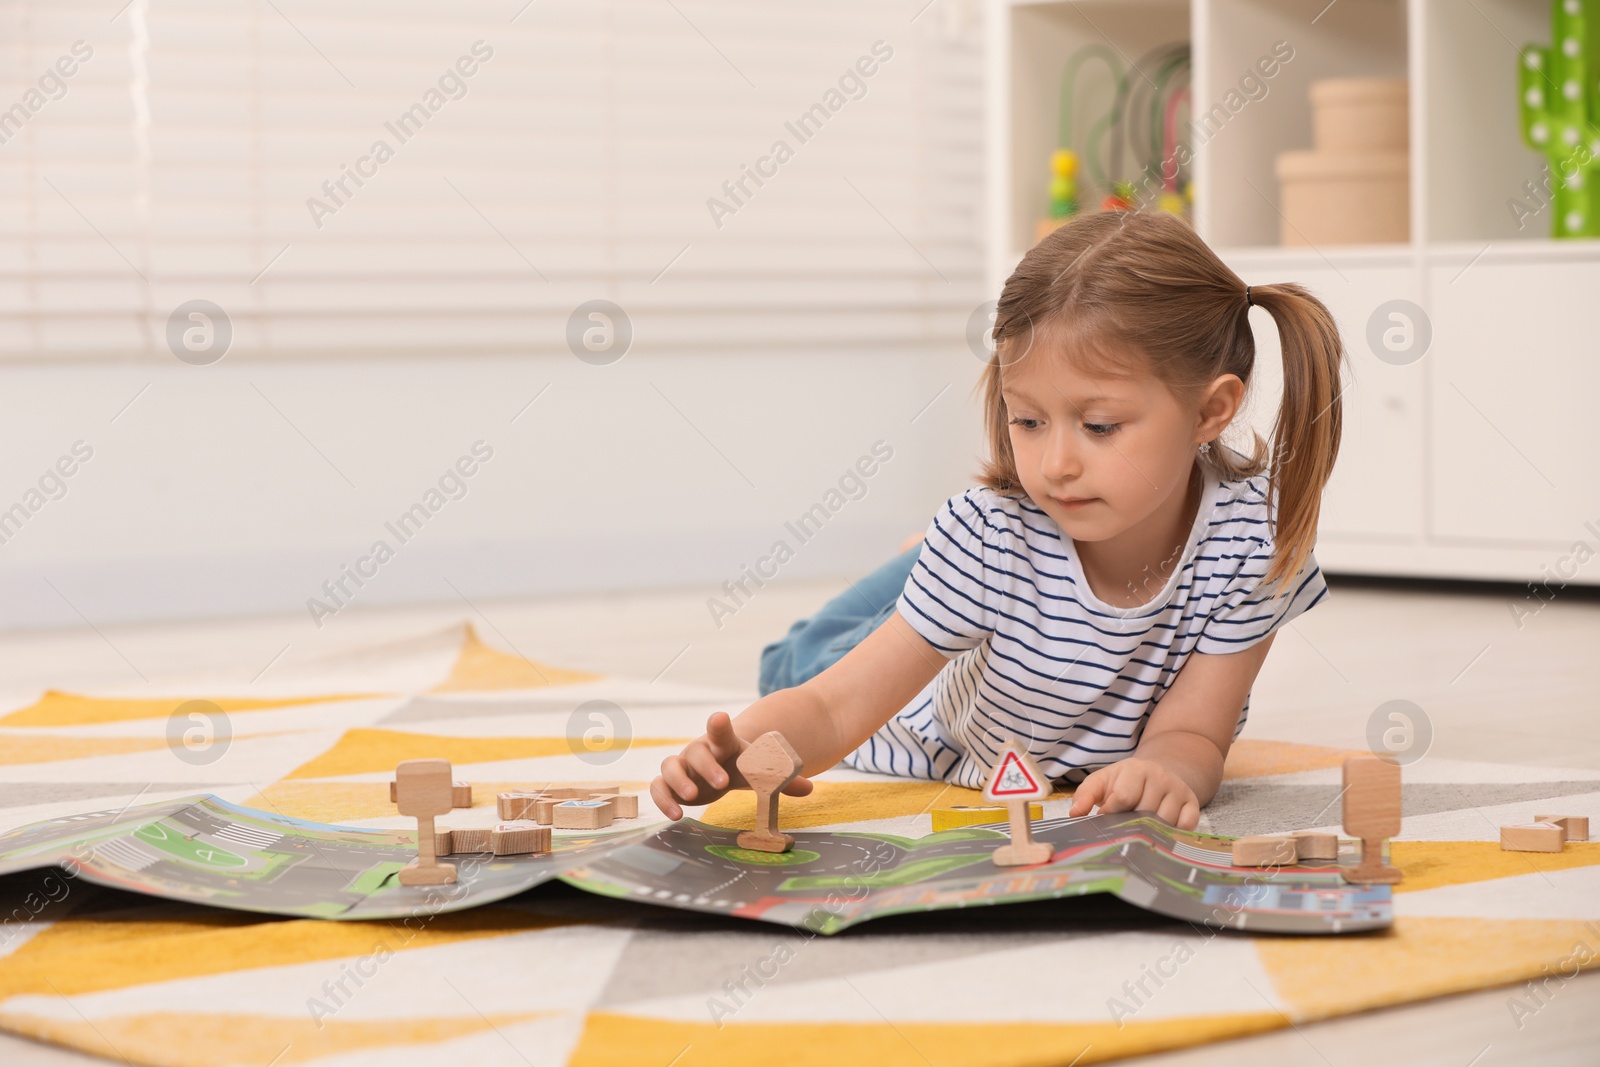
[1341,756,1402,885]
[983,739,1054,867]
[735,731,804,854]
[395,758,458,886]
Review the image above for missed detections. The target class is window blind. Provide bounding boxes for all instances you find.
[0,0,984,361]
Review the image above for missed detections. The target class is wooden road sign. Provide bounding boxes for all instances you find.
[395,758,458,886]
[735,731,804,853]
[983,740,1053,867]
[1341,756,1402,885]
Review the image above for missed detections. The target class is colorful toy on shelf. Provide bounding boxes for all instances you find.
[1157,83,1191,215]
[1037,42,1192,243]
[1049,148,1079,218]
[1100,180,1136,213]
[1044,42,1119,238]
[1518,0,1600,238]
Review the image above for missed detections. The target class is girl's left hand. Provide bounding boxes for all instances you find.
[1067,757,1201,829]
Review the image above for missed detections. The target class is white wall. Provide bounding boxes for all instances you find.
[0,0,991,631]
[0,346,988,631]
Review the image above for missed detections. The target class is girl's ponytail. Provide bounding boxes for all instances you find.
[1244,283,1345,600]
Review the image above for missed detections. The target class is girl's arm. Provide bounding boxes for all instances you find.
[651,611,948,820]
[1068,632,1277,829]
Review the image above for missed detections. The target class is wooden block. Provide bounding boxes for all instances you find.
[1291,831,1340,862]
[496,793,517,820]
[1535,815,1589,842]
[433,829,453,856]
[448,826,490,853]
[395,760,455,818]
[490,821,551,856]
[553,799,615,830]
[1502,823,1566,853]
[389,780,398,803]
[532,786,588,800]
[588,793,639,819]
[575,783,620,797]
[933,804,1043,832]
[532,796,565,824]
[398,861,456,885]
[498,792,539,821]
[1232,835,1299,867]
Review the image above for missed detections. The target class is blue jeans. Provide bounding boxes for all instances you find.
[758,545,922,695]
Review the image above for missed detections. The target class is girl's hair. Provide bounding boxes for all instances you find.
[981,210,1345,599]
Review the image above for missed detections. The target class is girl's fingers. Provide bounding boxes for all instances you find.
[685,742,729,793]
[1069,773,1107,816]
[1105,771,1146,813]
[704,712,741,758]
[649,776,683,821]
[659,754,701,804]
[1155,795,1184,826]
[1135,781,1167,815]
[780,775,814,797]
[1177,800,1200,830]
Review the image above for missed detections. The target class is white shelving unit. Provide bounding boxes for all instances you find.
[986,0,1600,585]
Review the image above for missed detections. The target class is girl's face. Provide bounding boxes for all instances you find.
[999,343,1204,545]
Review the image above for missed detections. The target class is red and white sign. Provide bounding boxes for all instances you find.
[983,743,1051,803]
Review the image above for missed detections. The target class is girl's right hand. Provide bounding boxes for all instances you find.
[650,710,814,820]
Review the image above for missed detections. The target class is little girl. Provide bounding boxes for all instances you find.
[651,210,1343,831]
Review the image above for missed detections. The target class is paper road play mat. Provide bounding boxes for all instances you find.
[0,623,1596,1067]
[0,797,1391,934]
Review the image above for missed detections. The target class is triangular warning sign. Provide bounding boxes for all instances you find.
[983,744,1050,802]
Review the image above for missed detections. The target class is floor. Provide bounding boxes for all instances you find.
[2,573,1598,1065]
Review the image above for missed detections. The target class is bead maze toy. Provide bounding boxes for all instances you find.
[1038,42,1192,242]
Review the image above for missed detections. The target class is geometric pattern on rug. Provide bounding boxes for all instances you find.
[0,622,1595,1067]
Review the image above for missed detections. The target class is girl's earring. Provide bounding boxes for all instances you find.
[1197,441,1211,456]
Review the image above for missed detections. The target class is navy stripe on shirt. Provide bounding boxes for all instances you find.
[841,477,1330,786]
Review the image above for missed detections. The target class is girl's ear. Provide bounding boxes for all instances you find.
[1194,373,1245,442]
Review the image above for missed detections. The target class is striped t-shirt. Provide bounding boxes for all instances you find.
[839,470,1329,789]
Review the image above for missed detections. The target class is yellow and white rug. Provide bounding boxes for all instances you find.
[0,623,1596,1066]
